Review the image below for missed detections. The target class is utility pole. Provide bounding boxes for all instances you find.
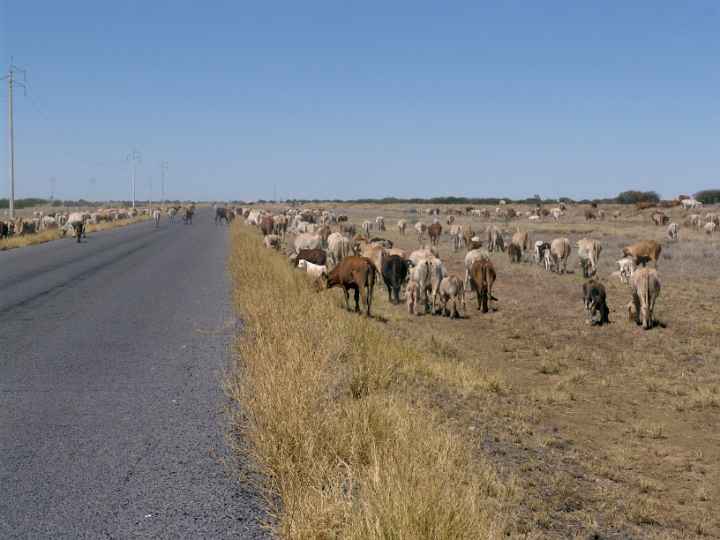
[160,161,168,206]
[126,149,141,208]
[2,63,26,219]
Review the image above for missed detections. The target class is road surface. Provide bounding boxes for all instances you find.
[0,211,267,538]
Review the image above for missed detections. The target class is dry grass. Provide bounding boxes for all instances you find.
[0,216,151,251]
[226,224,514,539]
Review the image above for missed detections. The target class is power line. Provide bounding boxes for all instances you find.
[126,149,141,208]
[2,61,27,219]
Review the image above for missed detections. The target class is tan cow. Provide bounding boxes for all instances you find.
[549,238,571,274]
[629,268,661,330]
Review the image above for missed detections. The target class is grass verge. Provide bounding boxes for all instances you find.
[0,216,151,251]
[226,223,512,539]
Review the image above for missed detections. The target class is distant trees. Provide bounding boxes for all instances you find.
[615,191,660,205]
[694,190,720,204]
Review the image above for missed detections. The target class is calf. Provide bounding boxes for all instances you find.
[582,280,610,325]
[382,254,409,304]
[623,240,662,268]
[437,275,465,318]
[320,256,375,316]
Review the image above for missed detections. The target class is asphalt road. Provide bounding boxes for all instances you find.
[0,211,268,539]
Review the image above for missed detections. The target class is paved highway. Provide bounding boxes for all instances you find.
[0,211,267,538]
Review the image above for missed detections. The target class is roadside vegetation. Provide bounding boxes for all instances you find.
[226,223,515,539]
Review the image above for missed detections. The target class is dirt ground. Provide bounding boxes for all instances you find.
[288,202,719,538]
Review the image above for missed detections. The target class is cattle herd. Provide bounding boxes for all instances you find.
[0,204,198,243]
[228,199,720,331]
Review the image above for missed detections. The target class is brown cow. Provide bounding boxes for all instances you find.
[320,256,376,316]
[260,215,274,236]
[469,259,497,313]
[622,240,662,268]
[291,248,327,267]
[428,222,442,247]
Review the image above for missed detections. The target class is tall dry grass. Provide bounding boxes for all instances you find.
[226,224,512,539]
[0,216,151,251]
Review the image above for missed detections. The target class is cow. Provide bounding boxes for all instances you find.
[168,207,177,223]
[414,222,428,244]
[487,225,504,252]
[651,212,669,226]
[428,222,442,247]
[369,237,393,249]
[449,224,463,252]
[681,198,702,209]
[436,276,466,319]
[360,243,387,274]
[340,223,356,237]
[291,248,327,267]
[215,207,230,225]
[0,221,9,239]
[273,215,288,238]
[362,220,373,237]
[685,214,701,230]
[469,259,497,313]
[629,268,661,330]
[582,280,610,325]
[584,210,597,221]
[397,219,407,235]
[623,240,662,268]
[327,232,351,267]
[406,279,420,315]
[510,230,529,262]
[705,222,717,235]
[533,240,550,265]
[463,248,490,290]
[375,216,386,231]
[462,226,476,250]
[297,259,328,280]
[263,234,282,250]
[615,257,636,284]
[550,207,563,222]
[446,215,455,225]
[293,233,323,253]
[381,254,410,304]
[319,256,375,316]
[408,247,438,267]
[153,209,161,228]
[577,238,602,278]
[183,207,194,224]
[549,238,571,273]
[666,222,679,241]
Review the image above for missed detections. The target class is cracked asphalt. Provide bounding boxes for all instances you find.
[0,210,268,539]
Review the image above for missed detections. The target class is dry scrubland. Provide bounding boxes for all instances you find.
[228,203,719,538]
[0,206,152,251]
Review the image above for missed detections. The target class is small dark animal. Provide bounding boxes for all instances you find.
[582,279,610,325]
[381,255,409,304]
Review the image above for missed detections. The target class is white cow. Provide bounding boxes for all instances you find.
[297,259,327,279]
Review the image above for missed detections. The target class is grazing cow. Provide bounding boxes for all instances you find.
[685,214,701,230]
[551,208,563,221]
[337,215,348,222]
[375,216,386,231]
[263,234,281,250]
[510,231,529,261]
[320,256,375,316]
[292,248,327,267]
[437,276,466,318]
[615,257,636,284]
[651,212,669,226]
[666,222,679,241]
[487,225,504,252]
[462,226,476,250]
[153,209,161,227]
[584,210,597,221]
[582,280,610,325]
[428,222,442,247]
[382,254,410,304]
[327,232,351,267]
[369,237,393,249]
[362,220,373,237]
[629,268,661,330]
[612,210,622,219]
[705,222,717,235]
[406,279,419,315]
[360,243,387,274]
[469,259,497,313]
[681,198,702,209]
[408,247,438,267]
[215,207,230,225]
[340,223,356,237]
[446,215,455,225]
[623,240,662,268]
[577,238,602,278]
[449,224,463,252]
[256,215,272,235]
[397,219,407,235]
[415,221,427,243]
[508,243,522,263]
[463,248,490,289]
[293,233,323,253]
[297,259,328,279]
[549,238,571,273]
[273,215,288,238]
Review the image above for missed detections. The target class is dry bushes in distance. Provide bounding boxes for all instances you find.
[226,223,512,539]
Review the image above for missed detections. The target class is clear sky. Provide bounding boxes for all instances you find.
[1,1,719,202]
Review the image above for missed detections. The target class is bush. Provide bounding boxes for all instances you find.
[695,190,720,204]
[616,191,660,205]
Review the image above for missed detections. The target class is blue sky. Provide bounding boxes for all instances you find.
[1,1,719,201]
